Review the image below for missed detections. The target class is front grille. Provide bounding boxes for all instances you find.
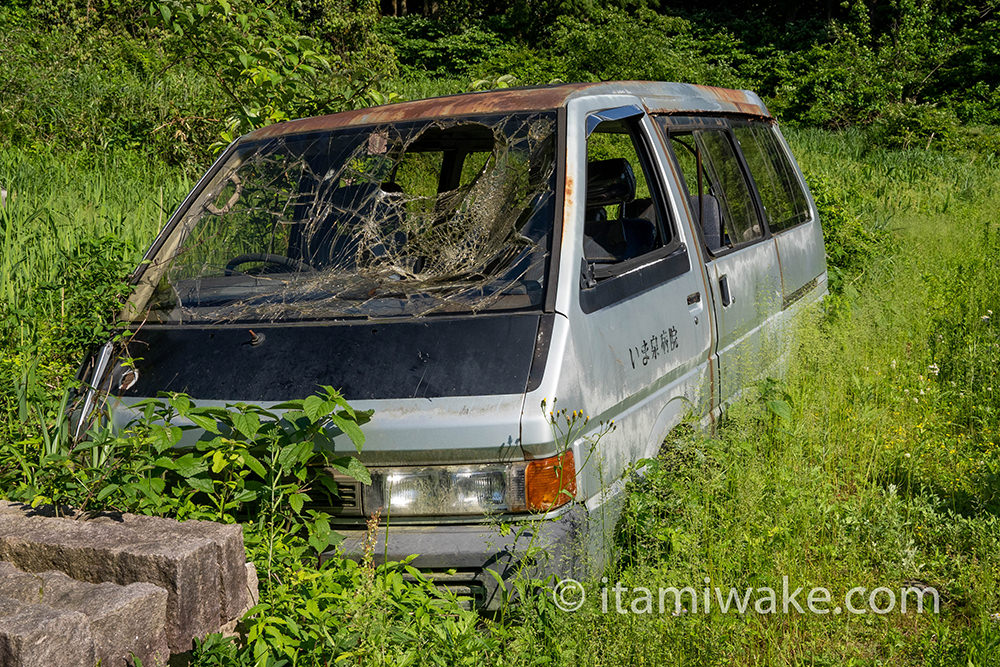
[334,481,361,512]
[308,473,364,516]
[403,568,489,609]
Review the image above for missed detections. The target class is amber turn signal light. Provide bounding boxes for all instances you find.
[525,450,576,511]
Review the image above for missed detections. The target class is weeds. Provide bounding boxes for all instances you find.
[4,129,1000,664]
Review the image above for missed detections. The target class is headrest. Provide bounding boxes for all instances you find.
[586,158,636,207]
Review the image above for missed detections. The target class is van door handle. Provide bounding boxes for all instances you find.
[719,274,734,307]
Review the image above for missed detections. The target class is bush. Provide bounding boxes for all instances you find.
[806,173,888,280]
[869,102,962,151]
[550,8,744,86]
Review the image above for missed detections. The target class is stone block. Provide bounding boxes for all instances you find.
[0,561,169,667]
[0,596,95,667]
[0,511,220,653]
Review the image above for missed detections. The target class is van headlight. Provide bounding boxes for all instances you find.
[362,451,576,516]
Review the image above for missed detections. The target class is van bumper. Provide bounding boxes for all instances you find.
[327,504,589,610]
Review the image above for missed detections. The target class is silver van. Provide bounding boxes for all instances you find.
[78,82,826,608]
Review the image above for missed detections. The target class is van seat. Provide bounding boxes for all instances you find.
[689,194,723,252]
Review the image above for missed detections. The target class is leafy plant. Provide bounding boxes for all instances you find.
[149,0,395,147]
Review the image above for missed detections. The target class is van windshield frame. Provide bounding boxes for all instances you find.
[123,111,559,325]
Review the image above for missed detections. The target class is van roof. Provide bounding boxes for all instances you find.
[246,81,771,141]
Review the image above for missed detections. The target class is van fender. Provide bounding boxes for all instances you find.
[643,376,705,461]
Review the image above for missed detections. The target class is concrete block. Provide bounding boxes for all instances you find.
[0,596,95,667]
[0,561,169,667]
[0,511,220,653]
[94,513,249,621]
[0,502,253,624]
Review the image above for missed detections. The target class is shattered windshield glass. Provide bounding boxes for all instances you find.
[127,112,558,323]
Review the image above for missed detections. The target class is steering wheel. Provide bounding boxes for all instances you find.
[224,253,314,276]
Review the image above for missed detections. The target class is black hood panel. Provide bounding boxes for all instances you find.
[119,314,547,402]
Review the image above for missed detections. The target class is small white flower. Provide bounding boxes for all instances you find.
[984,315,992,323]
[919,389,925,395]
[891,359,897,370]
[988,310,994,316]
[928,363,940,376]
[904,389,910,394]
[904,452,911,458]
[988,387,994,392]
[914,397,919,403]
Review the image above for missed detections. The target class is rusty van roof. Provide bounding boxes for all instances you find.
[245,81,771,141]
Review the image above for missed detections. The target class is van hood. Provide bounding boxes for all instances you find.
[117,313,549,402]
[105,313,553,464]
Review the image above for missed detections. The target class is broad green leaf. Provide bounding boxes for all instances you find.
[328,456,370,485]
[230,411,261,439]
[241,452,267,478]
[330,414,365,451]
[303,395,334,423]
[152,456,178,471]
[766,400,793,422]
[211,450,228,473]
[174,453,207,478]
[186,476,214,494]
[187,413,221,435]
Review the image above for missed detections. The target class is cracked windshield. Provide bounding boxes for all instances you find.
[128,112,557,323]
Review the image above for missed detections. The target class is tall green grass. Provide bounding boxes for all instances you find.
[0,149,190,334]
[2,132,1000,665]
[0,149,191,442]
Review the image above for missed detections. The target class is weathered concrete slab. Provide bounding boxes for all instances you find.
[89,513,250,621]
[0,596,95,667]
[0,510,221,653]
[0,561,169,667]
[0,502,253,624]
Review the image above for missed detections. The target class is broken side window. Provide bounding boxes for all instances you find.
[127,112,558,324]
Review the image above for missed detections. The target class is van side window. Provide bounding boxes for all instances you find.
[583,118,673,275]
[665,129,764,254]
[732,124,812,233]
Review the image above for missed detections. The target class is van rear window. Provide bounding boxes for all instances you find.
[732,124,812,234]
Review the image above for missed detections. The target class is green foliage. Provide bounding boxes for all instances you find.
[869,102,962,150]
[150,0,396,146]
[0,148,189,447]
[807,173,887,283]
[378,16,507,78]
[549,9,744,86]
[0,387,370,524]
[235,557,493,665]
[0,18,222,161]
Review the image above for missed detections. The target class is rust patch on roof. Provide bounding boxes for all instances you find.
[246,82,772,142]
[690,84,767,116]
[248,85,588,141]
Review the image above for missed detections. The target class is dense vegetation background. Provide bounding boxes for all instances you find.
[2,0,1000,161]
[2,0,1000,664]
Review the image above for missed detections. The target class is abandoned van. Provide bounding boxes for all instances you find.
[76,82,826,608]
